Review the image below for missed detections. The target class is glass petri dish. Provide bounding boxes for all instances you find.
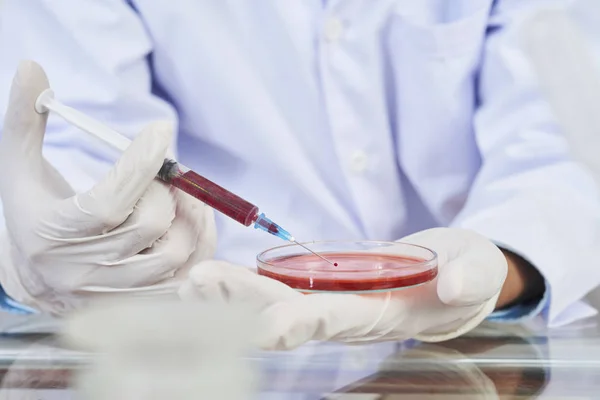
[256,241,438,294]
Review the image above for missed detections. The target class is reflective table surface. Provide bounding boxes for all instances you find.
[0,312,598,399]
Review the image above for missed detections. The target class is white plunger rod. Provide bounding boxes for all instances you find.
[35,88,132,152]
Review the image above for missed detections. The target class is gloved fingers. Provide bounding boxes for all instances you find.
[33,258,166,294]
[137,195,207,274]
[255,287,486,351]
[397,228,455,266]
[0,62,77,215]
[51,246,191,292]
[99,182,176,259]
[0,61,49,174]
[149,190,218,285]
[46,187,215,291]
[179,260,301,309]
[383,279,486,338]
[436,253,507,307]
[0,63,75,220]
[412,293,495,342]
[399,228,507,307]
[70,121,173,235]
[39,209,199,292]
[94,205,204,288]
[258,293,391,350]
[32,182,176,263]
[171,189,217,265]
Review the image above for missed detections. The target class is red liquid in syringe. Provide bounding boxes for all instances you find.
[169,169,259,226]
[158,160,295,240]
[258,253,438,292]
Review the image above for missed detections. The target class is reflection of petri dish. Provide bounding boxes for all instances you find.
[257,241,438,294]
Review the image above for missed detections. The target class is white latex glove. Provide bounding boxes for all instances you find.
[0,61,216,315]
[180,228,507,350]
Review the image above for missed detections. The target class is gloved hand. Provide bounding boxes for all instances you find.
[0,61,216,315]
[179,228,507,350]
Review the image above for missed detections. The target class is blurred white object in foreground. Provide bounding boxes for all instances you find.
[520,5,600,185]
[521,3,600,313]
[61,300,258,400]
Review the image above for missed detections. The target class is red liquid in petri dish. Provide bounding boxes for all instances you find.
[258,252,437,292]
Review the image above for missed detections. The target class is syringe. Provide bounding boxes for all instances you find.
[34,89,337,266]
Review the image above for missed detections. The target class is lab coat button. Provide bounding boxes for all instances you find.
[350,150,368,173]
[324,18,343,42]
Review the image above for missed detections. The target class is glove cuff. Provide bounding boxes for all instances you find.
[0,234,40,309]
[413,292,500,343]
[0,231,70,315]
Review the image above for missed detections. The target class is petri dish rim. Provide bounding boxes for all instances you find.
[256,240,438,293]
[257,240,437,270]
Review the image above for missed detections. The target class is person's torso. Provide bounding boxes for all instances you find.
[130,0,493,265]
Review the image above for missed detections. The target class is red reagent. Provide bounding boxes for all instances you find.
[171,170,259,226]
[258,252,437,292]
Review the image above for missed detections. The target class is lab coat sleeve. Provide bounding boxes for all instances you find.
[0,1,177,310]
[450,0,600,326]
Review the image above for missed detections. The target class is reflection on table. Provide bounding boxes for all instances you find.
[0,314,598,399]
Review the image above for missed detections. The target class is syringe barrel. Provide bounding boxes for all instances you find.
[157,159,260,226]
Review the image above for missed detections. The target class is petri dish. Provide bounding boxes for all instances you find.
[256,241,438,294]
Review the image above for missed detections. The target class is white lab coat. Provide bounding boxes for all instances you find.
[1,0,600,326]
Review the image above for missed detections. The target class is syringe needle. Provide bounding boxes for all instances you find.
[292,239,338,267]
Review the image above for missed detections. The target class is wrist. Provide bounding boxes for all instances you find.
[495,248,545,310]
